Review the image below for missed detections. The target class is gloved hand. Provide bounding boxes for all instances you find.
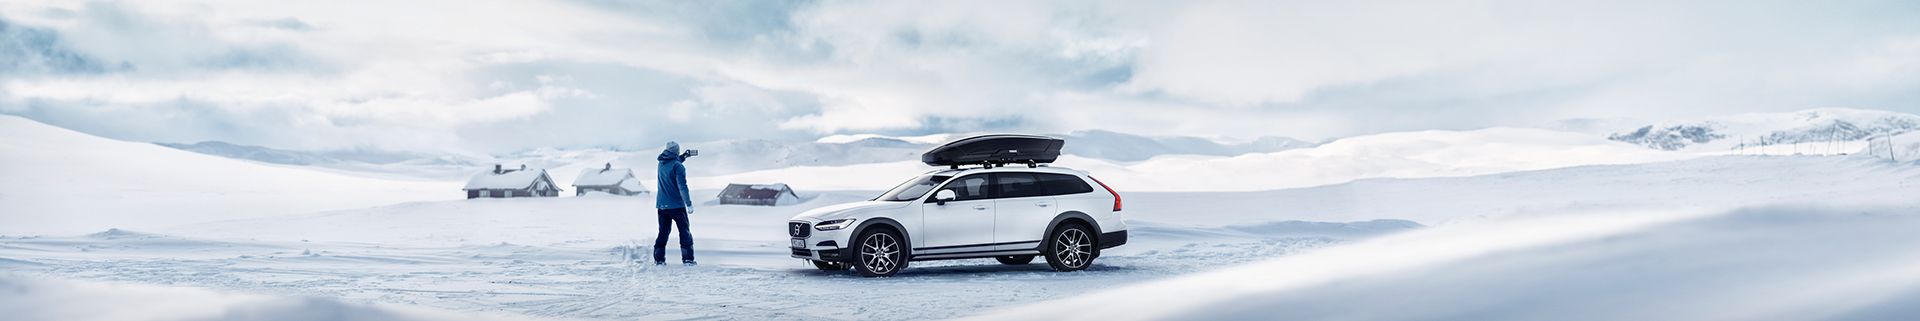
[685,207,695,215]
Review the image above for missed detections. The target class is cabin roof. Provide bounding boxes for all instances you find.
[573,167,642,188]
[464,168,551,190]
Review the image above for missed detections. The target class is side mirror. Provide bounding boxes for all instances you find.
[933,189,957,205]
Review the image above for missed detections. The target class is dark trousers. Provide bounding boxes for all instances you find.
[654,208,694,262]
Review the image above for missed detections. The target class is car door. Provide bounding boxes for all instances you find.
[992,172,1057,251]
[918,174,997,254]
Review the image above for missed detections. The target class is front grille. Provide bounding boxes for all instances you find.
[791,248,811,257]
[788,222,811,238]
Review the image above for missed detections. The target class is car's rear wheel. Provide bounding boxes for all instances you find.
[994,255,1035,265]
[853,228,906,277]
[1044,224,1096,271]
[811,260,847,271]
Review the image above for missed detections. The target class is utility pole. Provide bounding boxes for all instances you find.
[1866,136,1875,158]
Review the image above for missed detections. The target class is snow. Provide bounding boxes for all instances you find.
[1858,130,1920,162]
[0,115,451,235]
[8,112,1920,320]
[814,133,958,144]
[700,127,1694,192]
[1608,108,1920,152]
[3,190,1396,320]
[570,167,642,190]
[970,204,1920,321]
[0,276,550,321]
[163,130,1317,183]
[6,153,1916,320]
[465,168,552,190]
[616,179,647,193]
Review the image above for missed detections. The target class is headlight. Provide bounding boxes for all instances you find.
[815,219,856,231]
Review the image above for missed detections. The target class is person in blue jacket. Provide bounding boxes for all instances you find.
[654,141,697,265]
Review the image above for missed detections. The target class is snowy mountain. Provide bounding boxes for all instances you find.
[524,130,1316,177]
[1607,108,1920,151]
[702,127,1692,192]
[154,130,1315,182]
[1055,130,1314,162]
[0,115,452,235]
[157,141,427,166]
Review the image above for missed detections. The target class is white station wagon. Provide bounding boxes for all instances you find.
[787,135,1127,277]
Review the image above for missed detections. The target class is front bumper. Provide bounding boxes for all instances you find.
[788,220,855,262]
[791,246,856,262]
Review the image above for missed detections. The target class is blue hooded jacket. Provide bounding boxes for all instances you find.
[656,142,692,210]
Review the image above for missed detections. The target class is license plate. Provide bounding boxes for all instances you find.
[790,238,806,249]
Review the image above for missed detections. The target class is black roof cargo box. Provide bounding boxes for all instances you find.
[922,134,1065,167]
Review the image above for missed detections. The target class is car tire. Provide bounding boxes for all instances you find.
[853,228,907,277]
[811,260,848,271]
[1044,223,1096,272]
[994,255,1035,265]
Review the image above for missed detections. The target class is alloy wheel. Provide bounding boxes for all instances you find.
[860,233,900,274]
[1054,228,1092,269]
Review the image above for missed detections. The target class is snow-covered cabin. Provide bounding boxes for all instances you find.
[716,183,800,206]
[464,164,561,199]
[573,163,649,196]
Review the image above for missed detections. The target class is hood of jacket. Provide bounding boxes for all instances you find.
[658,143,683,163]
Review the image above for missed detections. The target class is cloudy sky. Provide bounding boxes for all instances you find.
[2,0,1917,153]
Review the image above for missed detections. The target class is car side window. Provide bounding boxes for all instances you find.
[994,173,1045,198]
[935,174,993,202]
[1038,173,1095,195]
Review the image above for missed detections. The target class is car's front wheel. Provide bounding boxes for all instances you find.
[994,255,1035,265]
[853,228,907,277]
[1044,224,1096,271]
[811,260,847,271]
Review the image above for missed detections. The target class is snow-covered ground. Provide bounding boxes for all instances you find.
[973,204,1920,321]
[1,189,1413,320]
[7,154,1917,320]
[0,115,451,235]
[0,276,546,321]
[5,113,1920,320]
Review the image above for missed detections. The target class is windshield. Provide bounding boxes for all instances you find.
[874,175,951,202]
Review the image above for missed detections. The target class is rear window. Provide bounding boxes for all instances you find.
[992,172,1094,198]
[1039,173,1095,195]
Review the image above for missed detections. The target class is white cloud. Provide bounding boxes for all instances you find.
[1,0,1917,152]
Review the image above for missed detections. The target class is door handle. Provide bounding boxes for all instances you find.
[973,205,991,210]
[1035,202,1051,207]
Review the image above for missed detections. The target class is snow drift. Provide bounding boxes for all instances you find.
[968,205,1920,321]
[0,276,545,321]
[0,115,452,235]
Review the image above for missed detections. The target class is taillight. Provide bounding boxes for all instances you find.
[1090,176,1121,212]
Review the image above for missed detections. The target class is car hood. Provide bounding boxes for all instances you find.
[791,200,911,222]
